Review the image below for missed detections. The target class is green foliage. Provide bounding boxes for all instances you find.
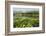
[13,17,39,28]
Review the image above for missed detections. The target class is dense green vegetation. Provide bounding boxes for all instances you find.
[13,11,39,28]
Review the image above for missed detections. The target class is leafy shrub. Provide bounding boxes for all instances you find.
[13,17,39,28]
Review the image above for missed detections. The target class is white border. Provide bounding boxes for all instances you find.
[10,5,42,32]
